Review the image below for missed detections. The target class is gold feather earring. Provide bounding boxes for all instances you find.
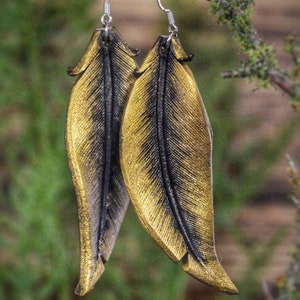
[65,0,138,295]
[120,0,238,295]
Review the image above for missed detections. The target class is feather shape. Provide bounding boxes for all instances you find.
[65,27,138,295]
[120,35,238,294]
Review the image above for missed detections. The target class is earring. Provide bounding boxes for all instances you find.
[120,0,238,295]
[65,0,138,295]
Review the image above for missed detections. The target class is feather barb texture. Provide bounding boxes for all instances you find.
[120,35,238,294]
[65,27,138,295]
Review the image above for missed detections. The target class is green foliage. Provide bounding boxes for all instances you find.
[208,0,277,86]
[0,0,94,299]
[284,35,300,110]
[208,0,300,103]
[0,148,75,300]
[284,35,300,75]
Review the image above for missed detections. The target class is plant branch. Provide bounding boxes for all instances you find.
[276,156,300,299]
[208,0,300,107]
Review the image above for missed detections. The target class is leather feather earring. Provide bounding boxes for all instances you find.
[120,0,238,295]
[65,0,138,295]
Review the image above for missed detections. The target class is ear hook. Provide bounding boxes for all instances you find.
[156,0,178,35]
[101,0,112,26]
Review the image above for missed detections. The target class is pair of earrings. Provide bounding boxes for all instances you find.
[66,0,238,296]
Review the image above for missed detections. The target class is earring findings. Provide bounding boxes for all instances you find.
[66,0,238,296]
[101,0,112,39]
[101,0,112,25]
[156,0,178,35]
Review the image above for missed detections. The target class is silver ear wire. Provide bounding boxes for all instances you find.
[101,0,113,26]
[156,0,178,35]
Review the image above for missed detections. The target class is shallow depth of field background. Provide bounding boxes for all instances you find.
[0,0,299,299]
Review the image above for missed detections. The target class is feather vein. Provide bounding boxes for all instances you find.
[66,27,137,295]
[120,35,238,295]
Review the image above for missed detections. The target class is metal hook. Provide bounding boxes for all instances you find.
[156,0,178,35]
[101,0,112,26]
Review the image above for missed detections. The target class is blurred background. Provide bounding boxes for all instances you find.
[0,0,299,299]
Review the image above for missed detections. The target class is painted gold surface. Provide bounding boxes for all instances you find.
[66,27,138,295]
[120,35,238,294]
